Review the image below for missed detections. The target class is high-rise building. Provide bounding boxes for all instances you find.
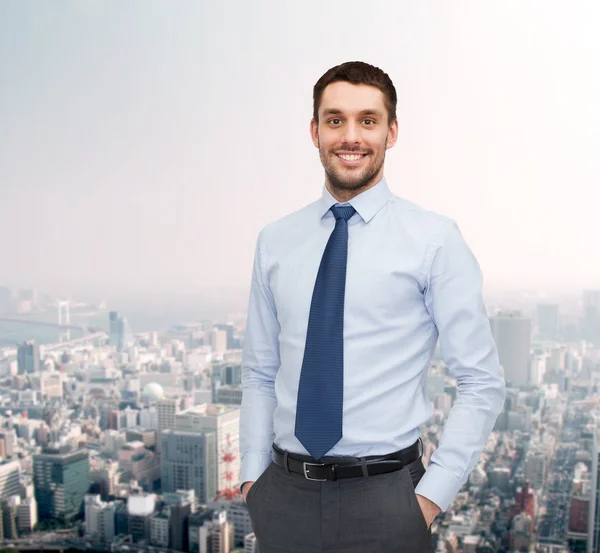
[157,397,186,435]
[127,494,156,543]
[160,430,217,503]
[189,509,215,553]
[1,497,20,539]
[490,311,532,387]
[84,494,116,542]
[215,324,236,350]
[150,512,170,548]
[210,329,228,357]
[0,461,20,501]
[509,512,533,552]
[214,385,243,406]
[17,341,40,375]
[164,492,194,552]
[588,426,600,553]
[583,291,600,345]
[17,496,38,534]
[524,450,548,489]
[0,431,16,459]
[569,479,590,541]
[244,532,259,553]
[33,446,90,523]
[537,303,560,338]
[226,500,255,548]
[174,404,241,495]
[108,311,134,351]
[199,510,234,553]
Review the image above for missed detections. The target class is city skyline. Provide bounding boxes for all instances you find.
[2,3,600,552]
[1,2,599,300]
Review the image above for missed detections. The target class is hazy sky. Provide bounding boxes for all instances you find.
[1,1,599,303]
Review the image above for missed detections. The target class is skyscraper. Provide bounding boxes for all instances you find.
[33,446,90,523]
[160,430,217,503]
[536,303,560,338]
[174,404,241,495]
[0,461,20,502]
[490,310,532,387]
[588,424,600,553]
[17,341,40,375]
[583,291,600,346]
[108,311,134,351]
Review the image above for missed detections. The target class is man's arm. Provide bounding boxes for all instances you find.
[239,229,280,493]
[415,220,506,513]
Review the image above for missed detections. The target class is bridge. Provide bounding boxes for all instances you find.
[0,317,98,332]
[0,332,108,359]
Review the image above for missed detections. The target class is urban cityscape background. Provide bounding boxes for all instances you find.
[1,2,599,553]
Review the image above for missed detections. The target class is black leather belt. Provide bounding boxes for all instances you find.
[272,439,422,481]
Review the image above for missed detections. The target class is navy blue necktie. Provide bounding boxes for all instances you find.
[295,204,356,460]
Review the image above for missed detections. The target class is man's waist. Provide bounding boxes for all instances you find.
[271,439,423,481]
[271,424,423,459]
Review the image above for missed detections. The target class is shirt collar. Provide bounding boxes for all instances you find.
[318,176,392,223]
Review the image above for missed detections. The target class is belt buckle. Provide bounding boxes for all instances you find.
[303,461,327,481]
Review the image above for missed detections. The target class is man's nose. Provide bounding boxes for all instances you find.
[341,122,361,144]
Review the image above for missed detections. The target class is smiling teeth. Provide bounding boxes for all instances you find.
[339,154,364,161]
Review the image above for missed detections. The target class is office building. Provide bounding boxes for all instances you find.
[150,512,170,548]
[584,290,600,345]
[160,430,217,504]
[175,404,241,495]
[588,426,600,553]
[17,496,38,533]
[17,341,40,375]
[226,500,255,548]
[1,497,20,539]
[490,310,532,387]
[0,461,20,501]
[84,495,116,542]
[244,533,259,553]
[127,494,156,543]
[537,303,560,338]
[108,311,133,351]
[199,510,234,553]
[157,397,186,435]
[33,446,90,522]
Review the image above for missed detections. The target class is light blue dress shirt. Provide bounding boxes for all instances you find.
[239,176,506,511]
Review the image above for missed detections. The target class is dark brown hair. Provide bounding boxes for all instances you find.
[313,61,397,124]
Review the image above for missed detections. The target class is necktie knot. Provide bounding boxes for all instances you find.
[331,205,356,222]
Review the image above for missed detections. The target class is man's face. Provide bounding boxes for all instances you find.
[311,82,398,195]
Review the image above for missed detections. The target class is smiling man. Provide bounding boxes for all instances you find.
[239,61,506,553]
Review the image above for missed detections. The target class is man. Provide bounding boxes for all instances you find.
[239,61,506,553]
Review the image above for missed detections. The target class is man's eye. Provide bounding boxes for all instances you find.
[329,119,341,125]
[364,119,375,125]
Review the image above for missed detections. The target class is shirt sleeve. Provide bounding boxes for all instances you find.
[415,219,506,512]
[239,229,280,491]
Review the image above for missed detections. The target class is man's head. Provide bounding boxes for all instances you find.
[310,61,399,200]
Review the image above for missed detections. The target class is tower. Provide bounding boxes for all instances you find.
[215,433,240,501]
[58,300,70,342]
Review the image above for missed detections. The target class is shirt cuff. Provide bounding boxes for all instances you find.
[414,462,464,512]
[239,450,273,494]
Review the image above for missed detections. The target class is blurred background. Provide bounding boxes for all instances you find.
[0,2,599,552]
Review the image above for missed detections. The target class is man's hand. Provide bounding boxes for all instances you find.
[415,494,441,529]
[242,481,255,502]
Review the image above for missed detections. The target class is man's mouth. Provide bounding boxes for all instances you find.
[336,153,367,165]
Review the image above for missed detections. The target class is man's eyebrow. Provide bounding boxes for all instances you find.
[321,108,384,117]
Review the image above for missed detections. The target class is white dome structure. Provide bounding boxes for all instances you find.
[127,494,156,516]
[141,382,165,403]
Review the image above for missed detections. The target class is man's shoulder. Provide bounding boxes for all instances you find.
[258,199,319,243]
[389,195,455,237]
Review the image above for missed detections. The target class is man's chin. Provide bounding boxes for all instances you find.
[328,173,372,191]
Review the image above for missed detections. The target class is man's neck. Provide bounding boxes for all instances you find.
[326,175,383,203]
